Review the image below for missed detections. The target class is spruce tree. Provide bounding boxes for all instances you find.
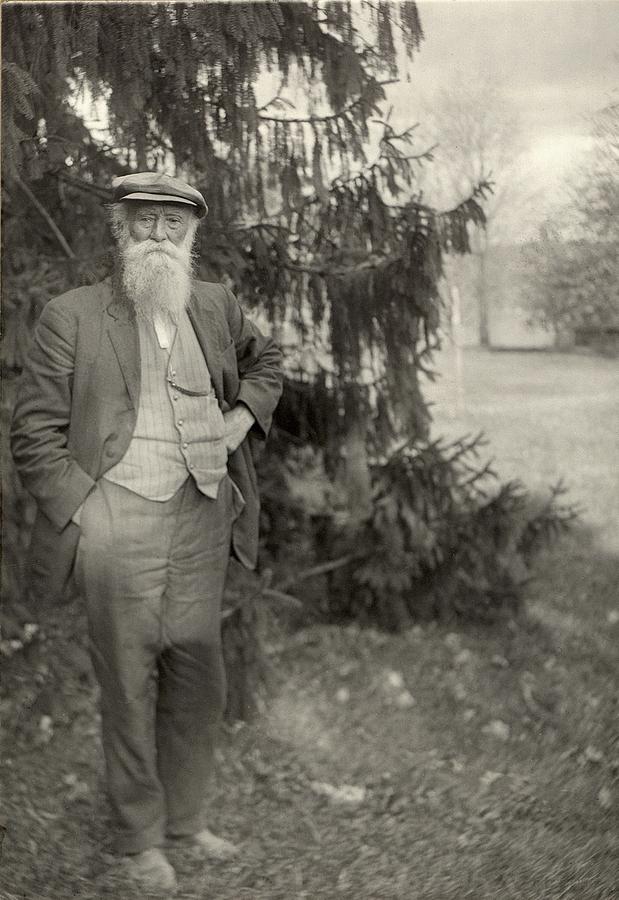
[2,2,576,707]
[15,9,571,669]
[2,0,485,496]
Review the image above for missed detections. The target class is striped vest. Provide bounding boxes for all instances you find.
[105,310,228,500]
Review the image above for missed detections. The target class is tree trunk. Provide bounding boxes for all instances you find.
[222,600,263,721]
[222,562,267,722]
[343,420,372,523]
[477,249,491,348]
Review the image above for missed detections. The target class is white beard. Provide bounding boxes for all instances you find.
[119,235,194,322]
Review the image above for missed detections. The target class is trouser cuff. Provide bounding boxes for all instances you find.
[165,816,204,839]
[114,819,166,856]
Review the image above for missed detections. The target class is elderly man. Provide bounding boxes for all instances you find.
[11,172,283,892]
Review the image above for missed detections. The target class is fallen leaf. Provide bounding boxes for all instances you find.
[395,690,416,709]
[335,687,350,704]
[520,676,560,717]
[337,869,350,891]
[338,662,358,677]
[365,629,388,647]
[491,654,509,668]
[482,720,510,741]
[444,633,461,651]
[37,809,60,821]
[598,786,612,810]
[481,807,501,821]
[453,682,467,701]
[310,781,366,805]
[23,623,39,641]
[454,649,474,666]
[480,771,503,788]
[36,715,54,745]
[246,752,271,779]
[606,610,619,626]
[376,669,415,707]
[384,670,405,690]
[584,745,604,764]
[63,774,89,803]
[71,783,89,802]
[559,746,578,761]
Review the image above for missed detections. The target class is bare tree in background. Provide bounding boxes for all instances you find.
[420,75,528,346]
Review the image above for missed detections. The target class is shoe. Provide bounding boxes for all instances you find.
[168,827,239,861]
[121,848,177,893]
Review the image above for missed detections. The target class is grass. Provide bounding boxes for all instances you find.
[1,348,618,899]
[423,347,619,546]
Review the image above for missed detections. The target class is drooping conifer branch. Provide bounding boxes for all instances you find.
[14,174,76,260]
[2,0,485,482]
[257,79,396,124]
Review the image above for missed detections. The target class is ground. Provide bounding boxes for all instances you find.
[1,349,618,900]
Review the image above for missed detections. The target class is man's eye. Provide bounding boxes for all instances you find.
[167,219,181,228]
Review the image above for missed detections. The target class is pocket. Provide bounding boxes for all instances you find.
[205,394,227,440]
[76,481,101,543]
[228,474,246,523]
[74,529,85,594]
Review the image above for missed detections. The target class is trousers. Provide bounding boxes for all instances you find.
[74,475,236,854]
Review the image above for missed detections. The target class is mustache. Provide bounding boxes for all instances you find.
[122,239,187,263]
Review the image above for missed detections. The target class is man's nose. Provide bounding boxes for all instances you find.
[151,217,167,242]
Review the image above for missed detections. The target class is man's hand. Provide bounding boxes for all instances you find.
[223,404,255,454]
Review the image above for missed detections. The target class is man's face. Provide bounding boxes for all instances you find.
[127,202,195,247]
[117,201,197,321]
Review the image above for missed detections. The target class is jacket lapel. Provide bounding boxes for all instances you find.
[187,290,224,401]
[104,285,221,408]
[106,299,140,408]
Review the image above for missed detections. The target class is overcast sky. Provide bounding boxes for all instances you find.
[385,0,618,230]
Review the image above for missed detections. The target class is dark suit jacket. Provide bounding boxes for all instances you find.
[10,278,283,603]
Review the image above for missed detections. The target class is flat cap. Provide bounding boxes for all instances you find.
[112,172,208,218]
